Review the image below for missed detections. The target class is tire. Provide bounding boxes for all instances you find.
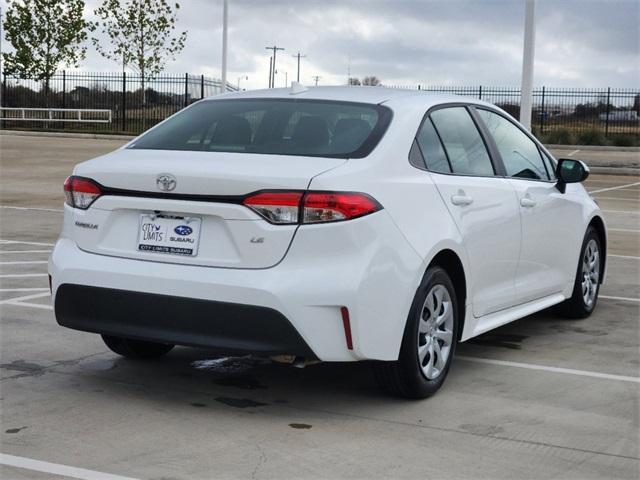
[557,226,602,319]
[373,266,459,399]
[102,335,174,359]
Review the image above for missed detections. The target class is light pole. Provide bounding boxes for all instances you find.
[221,0,228,91]
[237,75,247,91]
[519,0,536,130]
[312,75,321,86]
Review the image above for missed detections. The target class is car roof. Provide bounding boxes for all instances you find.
[205,85,491,110]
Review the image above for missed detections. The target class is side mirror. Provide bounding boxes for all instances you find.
[556,159,590,193]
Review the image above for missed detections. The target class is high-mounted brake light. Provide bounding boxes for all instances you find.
[64,176,102,209]
[243,191,382,225]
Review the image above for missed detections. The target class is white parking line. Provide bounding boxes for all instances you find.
[608,228,640,233]
[0,453,139,480]
[0,288,49,292]
[600,295,640,303]
[594,196,640,202]
[0,239,55,246]
[0,205,63,213]
[0,250,51,254]
[458,356,640,384]
[0,292,51,305]
[0,261,48,265]
[6,301,54,311]
[602,209,640,214]
[0,274,48,278]
[588,181,640,194]
[608,254,640,259]
[565,149,580,157]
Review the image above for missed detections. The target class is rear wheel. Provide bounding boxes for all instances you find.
[373,266,459,399]
[102,335,174,359]
[557,226,602,319]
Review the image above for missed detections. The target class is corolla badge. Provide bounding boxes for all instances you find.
[156,173,177,192]
[174,225,193,236]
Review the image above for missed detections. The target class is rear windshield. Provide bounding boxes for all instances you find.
[128,98,392,158]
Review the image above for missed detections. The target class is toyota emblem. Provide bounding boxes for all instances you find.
[156,173,177,192]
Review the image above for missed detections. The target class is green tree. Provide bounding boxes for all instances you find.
[2,0,91,95]
[92,0,187,113]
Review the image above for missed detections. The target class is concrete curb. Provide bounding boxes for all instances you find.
[0,129,637,175]
[0,129,135,141]
[588,166,640,176]
[546,144,640,153]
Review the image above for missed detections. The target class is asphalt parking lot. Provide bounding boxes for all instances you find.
[1,133,638,480]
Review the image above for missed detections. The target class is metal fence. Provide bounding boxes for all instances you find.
[1,74,638,145]
[0,71,236,134]
[390,85,639,144]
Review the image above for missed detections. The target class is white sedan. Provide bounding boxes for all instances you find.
[50,85,606,398]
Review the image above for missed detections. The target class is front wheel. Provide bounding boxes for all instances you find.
[102,335,174,359]
[557,226,602,319]
[373,266,459,399]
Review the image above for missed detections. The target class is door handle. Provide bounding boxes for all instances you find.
[520,196,537,208]
[450,193,474,206]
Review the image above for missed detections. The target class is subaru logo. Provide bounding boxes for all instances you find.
[156,173,177,192]
[174,225,193,236]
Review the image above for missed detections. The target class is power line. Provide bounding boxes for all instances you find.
[265,45,284,88]
[292,51,306,83]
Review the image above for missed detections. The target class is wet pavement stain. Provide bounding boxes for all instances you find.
[215,397,268,408]
[5,426,27,434]
[459,423,505,436]
[272,399,290,404]
[0,360,46,378]
[214,375,268,390]
[289,423,312,429]
[190,402,207,408]
[468,334,528,350]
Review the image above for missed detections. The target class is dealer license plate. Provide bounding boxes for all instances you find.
[137,215,202,256]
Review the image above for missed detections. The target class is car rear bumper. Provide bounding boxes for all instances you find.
[55,283,315,357]
[49,211,424,361]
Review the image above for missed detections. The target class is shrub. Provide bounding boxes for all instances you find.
[576,129,607,146]
[610,135,640,147]
[543,128,574,145]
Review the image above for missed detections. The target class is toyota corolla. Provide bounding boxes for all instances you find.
[49,85,606,398]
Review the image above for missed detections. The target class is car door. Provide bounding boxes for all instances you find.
[415,106,521,318]
[474,107,584,304]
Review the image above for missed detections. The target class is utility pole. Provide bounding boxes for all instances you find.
[268,56,273,88]
[312,75,321,86]
[519,0,536,130]
[221,0,228,91]
[265,45,284,89]
[0,6,3,108]
[237,75,247,90]
[292,51,306,82]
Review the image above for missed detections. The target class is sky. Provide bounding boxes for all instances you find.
[1,0,639,90]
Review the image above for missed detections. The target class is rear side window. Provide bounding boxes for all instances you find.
[430,107,494,176]
[416,118,451,173]
[477,109,550,180]
[129,99,392,159]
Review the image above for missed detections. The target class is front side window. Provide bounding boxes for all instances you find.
[429,107,494,176]
[129,99,391,159]
[477,109,550,181]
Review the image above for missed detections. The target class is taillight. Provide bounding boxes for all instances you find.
[303,192,381,223]
[243,191,382,225]
[64,176,102,209]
